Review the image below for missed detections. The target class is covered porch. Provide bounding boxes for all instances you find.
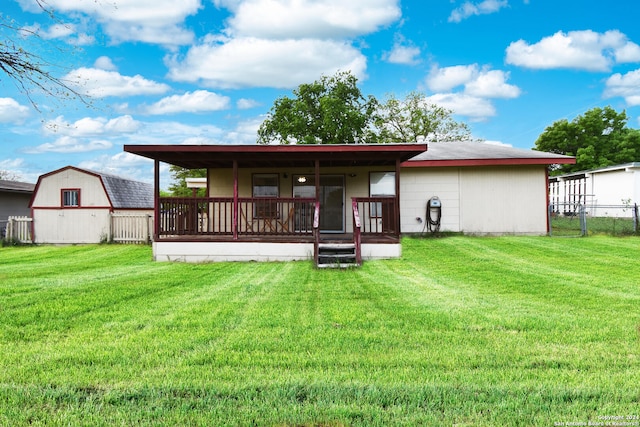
[123,143,427,265]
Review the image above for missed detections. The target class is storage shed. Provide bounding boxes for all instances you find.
[549,163,640,217]
[30,166,154,243]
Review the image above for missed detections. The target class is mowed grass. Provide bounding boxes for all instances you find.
[0,237,639,426]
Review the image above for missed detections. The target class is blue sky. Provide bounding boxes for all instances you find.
[2,0,640,187]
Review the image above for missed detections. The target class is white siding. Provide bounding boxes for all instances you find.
[32,168,112,243]
[33,209,111,243]
[459,166,547,234]
[590,169,635,206]
[400,165,548,235]
[400,168,461,233]
[31,169,110,207]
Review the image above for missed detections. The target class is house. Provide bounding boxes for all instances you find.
[0,179,35,238]
[124,142,574,265]
[29,166,154,244]
[549,162,640,217]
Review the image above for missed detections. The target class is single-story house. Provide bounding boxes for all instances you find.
[124,142,574,266]
[0,179,35,237]
[549,162,640,217]
[29,166,154,244]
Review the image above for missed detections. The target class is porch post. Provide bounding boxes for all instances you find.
[233,160,238,240]
[315,158,320,212]
[395,158,401,235]
[154,159,160,240]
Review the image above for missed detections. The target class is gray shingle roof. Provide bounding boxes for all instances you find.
[0,179,35,193]
[408,141,574,162]
[93,171,154,209]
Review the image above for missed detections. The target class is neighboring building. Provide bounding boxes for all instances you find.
[0,179,35,237]
[29,166,154,243]
[549,163,640,217]
[124,142,574,265]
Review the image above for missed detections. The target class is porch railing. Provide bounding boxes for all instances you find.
[352,197,399,236]
[158,197,316,238]
[351,199,362,265]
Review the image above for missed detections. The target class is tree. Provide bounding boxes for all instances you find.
[0,1,85,110]
[0,170,22,181]
[258,71,378,144]
[372,92,472,143]
[535,106,640,174]
[258,71,473,145]
[168,166,206,197]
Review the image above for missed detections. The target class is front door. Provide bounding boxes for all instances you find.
[293,174,345,233]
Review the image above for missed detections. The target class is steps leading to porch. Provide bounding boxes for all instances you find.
[316,242,360,268]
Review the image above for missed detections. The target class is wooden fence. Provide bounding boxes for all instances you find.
[3,214,153,244]
[110,213,153,244]
[5,216,33,243]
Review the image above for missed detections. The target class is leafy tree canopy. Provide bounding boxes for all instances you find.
[168,166,206,197]
[372,92,472,143]
[258,71,377,144]
[534,106,640,175]
[258,71,472,145]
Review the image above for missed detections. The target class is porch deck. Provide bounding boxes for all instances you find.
[152,196,401,263]
[155,196,400,242]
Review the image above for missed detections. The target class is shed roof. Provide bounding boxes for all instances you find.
[0,179,35,194]
[405,141,575,167]
[31,166,153,209]
[549,162,640,181]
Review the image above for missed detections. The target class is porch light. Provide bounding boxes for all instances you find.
[297,176,307,183]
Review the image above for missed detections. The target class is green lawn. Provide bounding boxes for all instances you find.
[1,237,639,426]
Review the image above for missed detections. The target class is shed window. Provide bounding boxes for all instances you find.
[253,174,279,218]
[62,189,80,207]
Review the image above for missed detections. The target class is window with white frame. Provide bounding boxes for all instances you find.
[62,189,80,207]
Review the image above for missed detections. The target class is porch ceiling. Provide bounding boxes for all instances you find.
[123,144,427,169]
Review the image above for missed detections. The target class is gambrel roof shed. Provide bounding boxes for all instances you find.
[30,166,154,209]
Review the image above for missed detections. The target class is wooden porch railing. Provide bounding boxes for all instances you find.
[158,197,316,238]
[352,197,399,236]
[351,199,362,265]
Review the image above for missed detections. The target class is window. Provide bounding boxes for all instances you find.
[369,172,395,217]
[62,189,80,207]
[253,174,279,218]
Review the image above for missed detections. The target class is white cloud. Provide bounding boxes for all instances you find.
[506,30,640,72]
[426,93,496,121]
[237,98,261,109]
[26,136,113,154]
[0,98,30,124]
[221,0,400,39]
[167,37,367,89]
[448,0,508,23]
[94,56,118,71]
[384,43,421,65]
[464,70,520,99]
[64,67,171,98]
[426,64,479,92]
[426,65,520,99]
[43,115,142,137]
[30,0,202,46]
[604,69,640,106]
[143,90,231,115]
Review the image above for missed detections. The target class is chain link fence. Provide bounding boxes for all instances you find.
[549,203,639,236]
